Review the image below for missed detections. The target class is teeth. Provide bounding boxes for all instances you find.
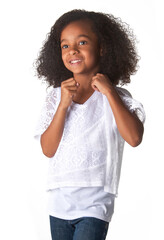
[70,60,81,64]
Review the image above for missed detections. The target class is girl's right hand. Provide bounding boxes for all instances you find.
[59,78,79,109]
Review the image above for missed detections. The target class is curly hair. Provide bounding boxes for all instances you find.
[34,9,140,87]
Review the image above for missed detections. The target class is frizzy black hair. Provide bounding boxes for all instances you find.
[34,9,140,87]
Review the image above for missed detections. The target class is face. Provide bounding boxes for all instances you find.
[60,20,101,76]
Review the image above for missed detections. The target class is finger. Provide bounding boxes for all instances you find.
[63,77,74,82]
[91,78,98,85]
[91,85,99,91]
[67,86,79,91]
[96,73,103,76]
[62,78,76,85]
[69,90,78,94]
[70,90,78,98]
[92,75,100,80]
[65,79,80,87]
[65,78,80,85]
[91,81,97,89]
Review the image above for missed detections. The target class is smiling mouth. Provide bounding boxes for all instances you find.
[69,59,82,65]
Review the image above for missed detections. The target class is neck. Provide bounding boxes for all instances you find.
[73,70,99,91]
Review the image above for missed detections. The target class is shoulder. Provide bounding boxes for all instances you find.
[115,86,132,98]
[46,86,61,100]
[46,86,60,96]
[43,87,61,109]
[115,86,146,123]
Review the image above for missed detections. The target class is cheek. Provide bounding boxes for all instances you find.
[61,52,67,65]
[87,45,100,57]
[86,49,100,64]
[61,51,65,61]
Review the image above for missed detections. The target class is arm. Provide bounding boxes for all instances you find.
[91,73,144,147]
[105,88,144,147]
[40,77,79,158]
[41,104,67,158]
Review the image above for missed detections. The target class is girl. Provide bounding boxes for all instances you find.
[34,9,145,240]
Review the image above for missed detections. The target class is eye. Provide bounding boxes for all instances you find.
[62,44,68,49]
[79,41,87,45]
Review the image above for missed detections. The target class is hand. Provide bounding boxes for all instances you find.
[60,78,80,109]
[91,73,114,96]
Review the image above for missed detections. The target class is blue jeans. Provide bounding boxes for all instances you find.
[50,215,109,240]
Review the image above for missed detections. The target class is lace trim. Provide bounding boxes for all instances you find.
[34,88,58,137]
[116,87,146,123]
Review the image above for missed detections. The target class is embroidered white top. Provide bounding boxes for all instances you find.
[34,86,145,196]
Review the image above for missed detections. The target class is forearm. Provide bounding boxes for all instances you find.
[106,88,144,147]
[40,103,68,157]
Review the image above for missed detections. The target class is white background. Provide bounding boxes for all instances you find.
[0,0,163,239]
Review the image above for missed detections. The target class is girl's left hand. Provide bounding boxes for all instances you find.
[91,73,114,96]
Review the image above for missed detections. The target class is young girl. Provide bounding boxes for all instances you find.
[34,9,145,240]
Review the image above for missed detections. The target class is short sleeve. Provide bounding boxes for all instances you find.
[34,88,59,141]
[116,87,146,124]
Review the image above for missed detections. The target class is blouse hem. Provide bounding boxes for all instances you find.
[48,211,112,223]
[47,181,106,191]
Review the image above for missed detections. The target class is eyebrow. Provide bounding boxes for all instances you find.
[60,34,91,44]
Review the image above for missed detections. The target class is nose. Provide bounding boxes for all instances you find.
[69,45,79,55]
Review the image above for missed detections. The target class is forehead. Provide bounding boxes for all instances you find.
[60,20,97,40]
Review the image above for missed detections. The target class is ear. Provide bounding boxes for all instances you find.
[100,47,103,56]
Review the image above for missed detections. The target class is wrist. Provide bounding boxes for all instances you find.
[104,86,116,98]
[58,102,69,112]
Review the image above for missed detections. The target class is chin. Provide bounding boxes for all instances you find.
[70,70,85,75]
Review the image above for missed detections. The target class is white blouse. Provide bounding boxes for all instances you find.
[34,86,145,196]
[47,186,115,222]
